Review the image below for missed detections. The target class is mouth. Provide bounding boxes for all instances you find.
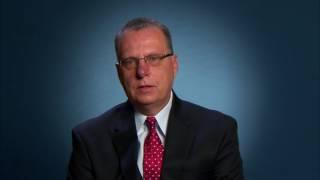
[137,85,155,93]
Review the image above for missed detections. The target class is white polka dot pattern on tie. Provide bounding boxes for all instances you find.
[143,116,164,180]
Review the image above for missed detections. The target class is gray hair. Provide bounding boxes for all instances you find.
[114,17,174,60]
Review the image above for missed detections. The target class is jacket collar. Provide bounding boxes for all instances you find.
[111,92,195,179]
[161,93,195,179]
[111,102,142,180]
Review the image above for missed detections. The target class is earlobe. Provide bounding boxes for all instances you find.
[173,55,179,75]
[115,63,120,76]
[116,64,123,84]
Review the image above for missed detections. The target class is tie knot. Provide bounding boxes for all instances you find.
[145,116,157,130]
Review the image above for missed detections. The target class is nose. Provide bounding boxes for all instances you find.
[136,59,150,79]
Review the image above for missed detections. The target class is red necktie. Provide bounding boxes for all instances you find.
[143,116,164,180]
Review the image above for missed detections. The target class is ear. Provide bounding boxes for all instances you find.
[172,54,179,78]
[116,63,124,85]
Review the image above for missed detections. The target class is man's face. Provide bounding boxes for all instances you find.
[116,27,178,113]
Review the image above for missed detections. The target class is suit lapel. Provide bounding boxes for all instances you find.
[110,95,194,180]
[161,95,195,179]
[111,102,143,180]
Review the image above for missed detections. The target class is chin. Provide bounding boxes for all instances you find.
[134,96,157,105]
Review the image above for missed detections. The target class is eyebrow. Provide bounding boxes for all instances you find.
[122,53,166,59]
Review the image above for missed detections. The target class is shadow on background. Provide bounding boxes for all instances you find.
[1,0,319,179]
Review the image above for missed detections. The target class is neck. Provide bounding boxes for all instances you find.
[134,103,165,116]
[133,93,172,116]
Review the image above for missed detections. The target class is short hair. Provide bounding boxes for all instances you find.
[114,17,174,60]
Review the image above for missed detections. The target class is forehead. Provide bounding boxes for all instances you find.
[118,27,169,57]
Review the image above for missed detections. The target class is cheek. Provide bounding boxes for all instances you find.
[124,77,135,88]
[120,74,135,90]
[156,70,174,88]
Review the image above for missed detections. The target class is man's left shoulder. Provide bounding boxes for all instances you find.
[179,99,238,128]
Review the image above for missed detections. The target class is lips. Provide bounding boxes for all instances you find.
[138,85,154,88]
[137,85,155,93]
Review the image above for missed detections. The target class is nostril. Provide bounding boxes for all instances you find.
[137,67,146,78]
[136,62,150,78]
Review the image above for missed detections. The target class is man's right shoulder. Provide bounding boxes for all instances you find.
[72,102,131,135]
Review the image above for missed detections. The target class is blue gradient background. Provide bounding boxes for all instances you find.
[1,0,319,179]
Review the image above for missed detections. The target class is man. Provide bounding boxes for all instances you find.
[67,17,244,180]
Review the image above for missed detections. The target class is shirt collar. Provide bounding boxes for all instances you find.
[134,91,173,136]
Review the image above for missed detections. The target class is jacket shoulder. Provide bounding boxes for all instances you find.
[178,99,237,128]
[72,102,130,135]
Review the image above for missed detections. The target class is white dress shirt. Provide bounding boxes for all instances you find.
[134,91,173,176]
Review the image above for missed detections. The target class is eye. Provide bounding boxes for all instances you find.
[146,55,160,62]
[122,58,136,65]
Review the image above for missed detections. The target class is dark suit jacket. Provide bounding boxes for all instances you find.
[67,94,244,180]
